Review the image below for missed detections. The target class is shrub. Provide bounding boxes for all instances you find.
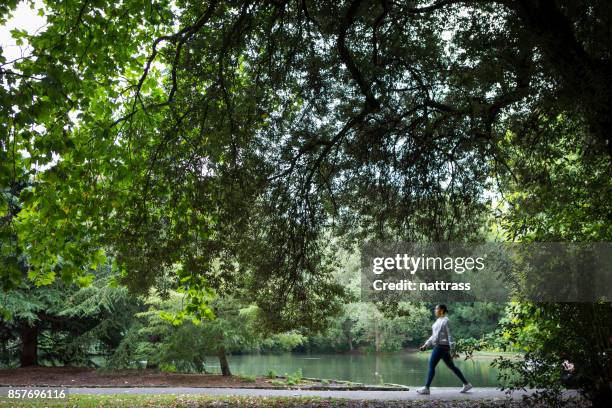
[160,363,177,373]
[285,368,303,385]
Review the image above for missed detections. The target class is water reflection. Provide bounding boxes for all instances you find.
[205,352,502,387]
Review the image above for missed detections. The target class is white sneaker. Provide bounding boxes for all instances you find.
[416,386,430,395]
[460,383,473,393]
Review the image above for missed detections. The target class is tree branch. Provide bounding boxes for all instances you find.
[111,1,219,128]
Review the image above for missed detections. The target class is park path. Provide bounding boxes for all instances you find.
[67,387,570,401]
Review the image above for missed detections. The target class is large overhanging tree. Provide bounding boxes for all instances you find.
[2,0,611,331]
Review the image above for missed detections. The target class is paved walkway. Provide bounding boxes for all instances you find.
[67,387,571,401]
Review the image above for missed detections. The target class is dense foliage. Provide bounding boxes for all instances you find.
[6,0,612,320]
[1,1,611,405]
[487,117,612,407]
[0,267,141,367]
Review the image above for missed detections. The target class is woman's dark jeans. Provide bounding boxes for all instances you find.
[425,345,468,387]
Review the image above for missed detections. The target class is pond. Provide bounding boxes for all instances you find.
[207,352,505,387]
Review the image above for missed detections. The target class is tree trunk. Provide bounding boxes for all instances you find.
[146,360,158,369]
[343,319,354,351]
[374,318,381,352]
[20,322,38,367]
[217,345,231,376]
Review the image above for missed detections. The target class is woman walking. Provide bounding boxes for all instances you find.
[416,304,472,395]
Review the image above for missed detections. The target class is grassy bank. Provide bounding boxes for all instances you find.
[0,394,588,408]
[458,351,523,360]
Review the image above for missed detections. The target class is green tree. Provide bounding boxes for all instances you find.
[446,302,506,342]
[491,116,612,407]
[5,0,609,328]
[110,292,305,375]
[0,266,141,367]
[2,3,611,400]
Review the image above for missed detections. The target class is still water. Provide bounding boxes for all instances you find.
[211,352,502,387]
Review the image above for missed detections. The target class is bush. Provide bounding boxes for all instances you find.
[160,363,177,373]
[285,368,303,385]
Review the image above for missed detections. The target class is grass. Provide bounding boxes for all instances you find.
[0,394,590,407]
[0,395,335,408]
[236,374,257,382]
